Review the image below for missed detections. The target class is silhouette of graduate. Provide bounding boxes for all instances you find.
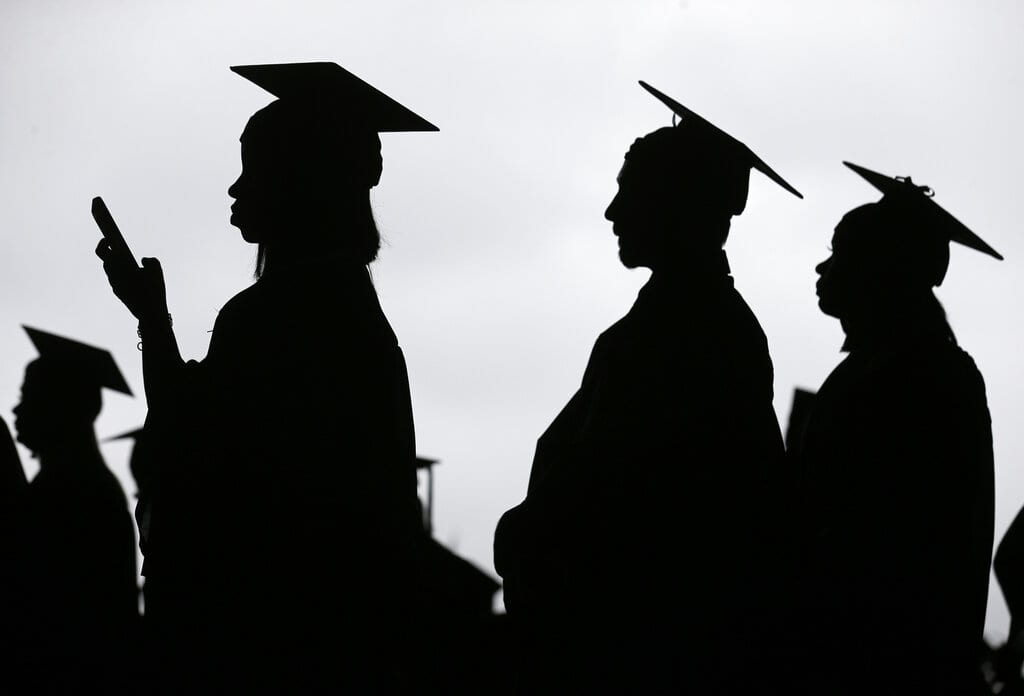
[993,507,1024,694]
[7,327,139,693]
[0,413,25,499]
[494,81,801,693]
[0,413,26,684]
[96,62,434,692]
[795,163,998,695]
[0,410,26,534]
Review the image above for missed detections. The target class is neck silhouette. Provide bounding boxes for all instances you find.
[36,425,104,475]
[840,290,953,352]
[256,191,378,278]
[647,238,731,280]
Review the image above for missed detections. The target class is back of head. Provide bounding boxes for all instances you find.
[828,202,956,348]
[241,100,383,270]
[839,160,1003,287]
[619,81,803,254]
[824,162,1003,347]
[626,125,751,220]
[838,200,951,291]
[244,99,384,193]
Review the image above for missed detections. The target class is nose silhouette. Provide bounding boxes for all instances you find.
[605,193,619,223]
[816,257,832,276]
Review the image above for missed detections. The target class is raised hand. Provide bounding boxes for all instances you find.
[95,240,169,322]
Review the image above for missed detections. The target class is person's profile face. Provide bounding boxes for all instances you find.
[815,215,883,319]
[228,112,377,248]
[604,161,673,270]
[228,133,280,245]
[12,362,99,457]
[12,363,47,455]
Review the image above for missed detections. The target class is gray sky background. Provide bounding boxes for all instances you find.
[2,0,1022,639]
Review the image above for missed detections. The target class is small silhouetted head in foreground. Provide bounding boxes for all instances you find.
[605,81,801,270]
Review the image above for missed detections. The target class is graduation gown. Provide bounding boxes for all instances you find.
[995,506,1024,635]
[796,319,994,694]
[495,252,786,691]
[14,454,139,692]
[0,416,26,647]
[993,506,1024,692]
[141,258,421,690]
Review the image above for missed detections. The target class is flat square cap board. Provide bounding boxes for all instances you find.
[231,62,438,133]
[24,326,132,396]
[844,161,1003,261]
[639,80,802,200]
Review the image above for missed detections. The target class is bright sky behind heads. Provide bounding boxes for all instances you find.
[3,0,1023,637]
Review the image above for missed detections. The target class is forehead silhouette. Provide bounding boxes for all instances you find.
[836,201,955,288]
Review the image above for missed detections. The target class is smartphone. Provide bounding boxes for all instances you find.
[91,196,139,269]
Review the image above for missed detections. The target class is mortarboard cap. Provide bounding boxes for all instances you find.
[638,80,803,201]
[843,161,1002,261]
[416,456,439,470]
[231,62,438,133]
[23,327,132,396]
[103,427,144,443]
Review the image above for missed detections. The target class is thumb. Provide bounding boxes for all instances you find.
[140,256,164,280]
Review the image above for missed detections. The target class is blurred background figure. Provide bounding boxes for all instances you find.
[8,327,139,694]
[795,163,998,695]
[414,456,504,694]
[102,427,151,560]
[987,505,1024,693]
[0,414,27,678]
[0,412,26,499]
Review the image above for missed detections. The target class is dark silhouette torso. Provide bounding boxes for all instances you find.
[0,416,26,643]
[994,504,1024,692]
[797,326,994,694]
[16,452,138,692]
[496,252,785,691]
[142,257,421,690]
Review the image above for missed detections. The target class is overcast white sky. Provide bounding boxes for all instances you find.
[3,0,1022,639]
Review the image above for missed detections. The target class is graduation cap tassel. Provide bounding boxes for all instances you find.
[894,176,935,198]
